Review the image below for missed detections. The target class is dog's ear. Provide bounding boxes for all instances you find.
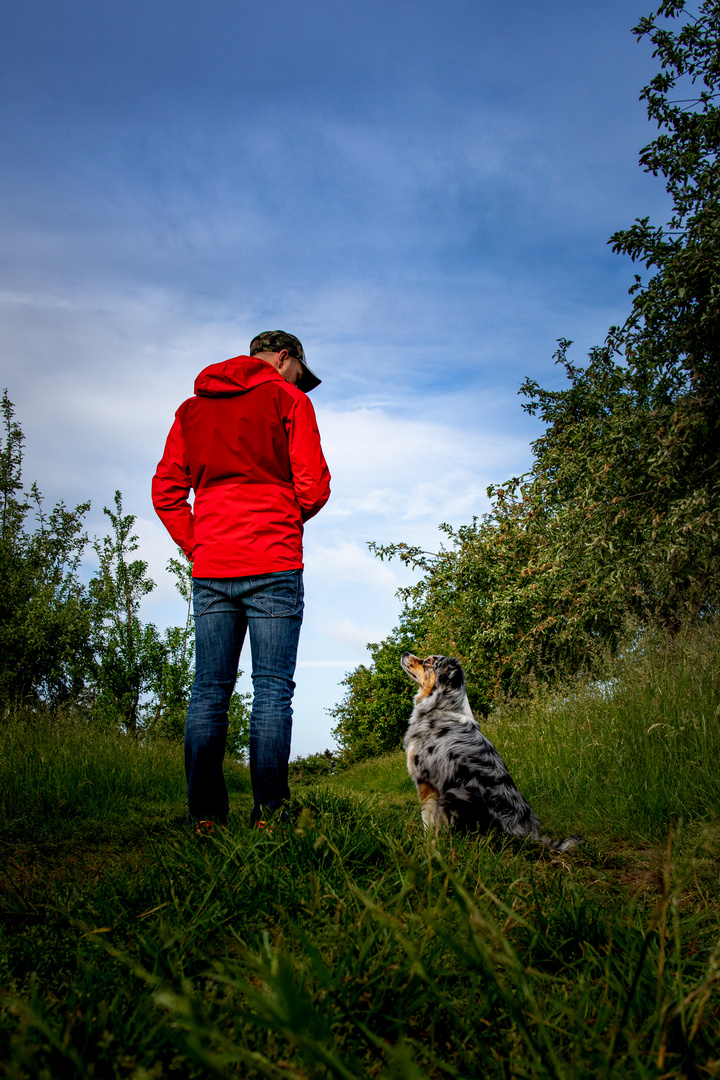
[434,656,465,691]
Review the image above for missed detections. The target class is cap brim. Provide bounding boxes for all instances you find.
[298,362,321,392]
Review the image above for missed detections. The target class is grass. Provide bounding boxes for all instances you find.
[0,714,251,844]
[1,624,719,1078]
[481,622,720,842]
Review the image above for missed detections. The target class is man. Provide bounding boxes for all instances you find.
[152,331,331,829]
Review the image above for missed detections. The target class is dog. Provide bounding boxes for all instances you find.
[401,653,582,852]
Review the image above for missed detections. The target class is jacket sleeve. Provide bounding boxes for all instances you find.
[151,415,195,558]
[287,395,331,522]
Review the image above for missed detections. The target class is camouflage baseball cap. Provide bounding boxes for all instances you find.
[248,330,321,392]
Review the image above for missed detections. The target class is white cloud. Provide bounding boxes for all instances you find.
[316,404,525,525]
[304,541,399,591]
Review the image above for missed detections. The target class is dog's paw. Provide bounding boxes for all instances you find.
[540,833,583,852]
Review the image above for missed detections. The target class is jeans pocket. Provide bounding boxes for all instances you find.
[192,579,222,618]
[252,572,304,618]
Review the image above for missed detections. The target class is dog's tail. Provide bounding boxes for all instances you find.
[537,833,583,853]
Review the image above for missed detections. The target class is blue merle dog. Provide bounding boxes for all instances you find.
[401,653,582,852]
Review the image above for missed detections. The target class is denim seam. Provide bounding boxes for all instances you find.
[193,596,223,618]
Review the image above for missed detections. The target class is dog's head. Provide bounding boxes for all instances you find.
[401,653,465,700]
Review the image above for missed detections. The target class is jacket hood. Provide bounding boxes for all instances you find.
[194,355,287,397]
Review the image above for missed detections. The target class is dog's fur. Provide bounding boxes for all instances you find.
[401,653,582,852]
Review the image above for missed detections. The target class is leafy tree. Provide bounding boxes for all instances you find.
[226,687,252,760]
[89,491,164,732]
[517,0,720,632]
[146,625,194,740]
[0,391,92,705]
[371,489,579,711]
[145,555,195,740]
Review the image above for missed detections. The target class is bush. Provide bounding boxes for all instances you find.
[288,750,335,782]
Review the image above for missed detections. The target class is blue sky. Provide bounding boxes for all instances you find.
[0,0,671,753]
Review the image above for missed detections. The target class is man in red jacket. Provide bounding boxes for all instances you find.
[152,331,331,829]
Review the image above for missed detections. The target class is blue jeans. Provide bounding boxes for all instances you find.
[185,570,304,824]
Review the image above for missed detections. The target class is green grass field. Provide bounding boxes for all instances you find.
[1,625,719,1078]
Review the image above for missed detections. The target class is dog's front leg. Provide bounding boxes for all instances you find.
[417,781,442,835]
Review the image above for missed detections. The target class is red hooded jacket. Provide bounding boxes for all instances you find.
[152,355,331,578]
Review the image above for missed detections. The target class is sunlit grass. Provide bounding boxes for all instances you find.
[0,712,251,841]
[2,794,719,1078]
[483,622,720,840]
[325,622,720,844]
[1,623,719,1077]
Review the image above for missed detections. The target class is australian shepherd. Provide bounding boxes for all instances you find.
[401,653,582,852]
